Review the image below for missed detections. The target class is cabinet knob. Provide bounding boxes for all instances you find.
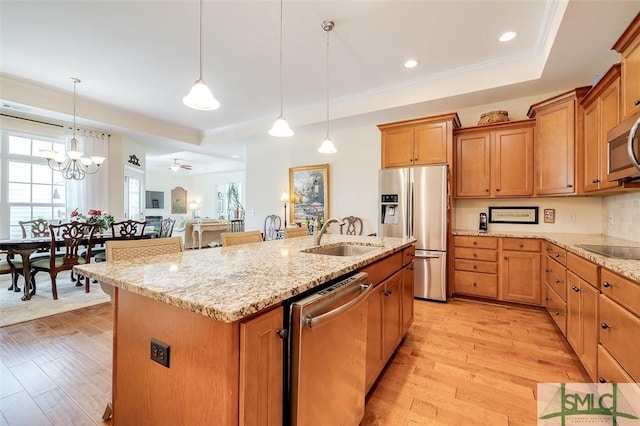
[601,322,611,330]
[503,256,508,260]
[473,253,477,257]
[473,241,477,245]
[485,189,489,192]
[554,311,560,316]
[554,254,561,258]
[545,247,551,252]
[572,286,580,292]
[544,297,549,301]
[496,188,500,192]
[594,179,600,183]
[545,268,550,273]
[473,265,477,269]
[414,158,419,161]
[635,99,640,106]
[555,279,560,284]
[567,184,573,188]
[472,282,477,287]
[276,329,288,339]
[599,377,608,383]
[519,244,524,248]
[384,289,393,296]
[603,281,612,288]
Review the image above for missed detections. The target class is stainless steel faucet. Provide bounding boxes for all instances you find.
[314,217,345,246]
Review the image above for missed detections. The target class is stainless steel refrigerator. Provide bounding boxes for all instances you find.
[378,165,447,301]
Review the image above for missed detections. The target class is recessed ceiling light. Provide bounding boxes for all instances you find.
[499,31,517,42]
[404,59,419,69]
[231,155,240,159]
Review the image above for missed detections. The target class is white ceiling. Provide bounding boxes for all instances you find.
[1,1,638,171]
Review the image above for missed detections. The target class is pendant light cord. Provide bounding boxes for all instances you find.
[278,0,284,116]
[199,0,204,79]
[71,77,80,140]
[325,25,330,139]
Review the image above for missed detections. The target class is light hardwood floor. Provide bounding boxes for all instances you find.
[0,298,588,425]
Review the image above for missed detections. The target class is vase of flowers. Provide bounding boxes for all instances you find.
[71,208,115,232]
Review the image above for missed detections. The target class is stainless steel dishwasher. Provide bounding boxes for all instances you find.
[288,271,371,426]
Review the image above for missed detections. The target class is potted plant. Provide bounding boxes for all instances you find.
[226,183,245,220]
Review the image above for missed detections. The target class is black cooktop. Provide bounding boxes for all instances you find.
[578,244,640,260]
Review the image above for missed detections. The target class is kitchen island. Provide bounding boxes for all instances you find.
[74,234,415,425]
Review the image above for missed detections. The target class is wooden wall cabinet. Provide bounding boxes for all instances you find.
[499,238,541,305]
[528,87,590,196]
[612,12,640,119]
[379,113,460,169]
[581,65,622,193]
[454,120,535,198]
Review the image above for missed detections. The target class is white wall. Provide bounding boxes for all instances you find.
[454,197,603,234]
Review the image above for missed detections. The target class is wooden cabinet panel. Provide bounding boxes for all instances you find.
[599,294,640,381]
[240,307,283,426]
[454,271,498,298]
[601,268,640,317]
[544,242,567,265]
[453,236,498,249]
[414,121,448,165]
[455,132,491,197]
[381,126,414,168]
[455,247,497,262]
[365,284,385,392]
[567,271,581,354]
[361,252,403,286]
[614,14,640,119]
[567,252,599,286]
[500,250,541,305]
[581,283,599,381]
[502,238,540,252]
[401,262,415,335]
[583,99,601,192]
[598,75,622,190]
[402,245,415,266]
[597,344,635,383]
[545,257,567,302]
[382,272,403,358]
[545,283,567,336]
[492,126,534,196]
[454,259,498,274]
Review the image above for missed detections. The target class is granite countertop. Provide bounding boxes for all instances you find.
[74,234,415,323]
[452,230,640,283]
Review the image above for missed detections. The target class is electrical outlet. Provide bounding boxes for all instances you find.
[150,339,170,368]
[568,213,576,223]
[608,215,614,224]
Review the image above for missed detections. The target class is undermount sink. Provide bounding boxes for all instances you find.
[302,243,383,257]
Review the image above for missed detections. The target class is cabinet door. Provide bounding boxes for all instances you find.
[581,283,599,381]
[401,262,414,335]
[240,307,283,426]
[566,271,582,354]
[365,284,385,392]
[500,250,541,305]
[382,126,414,168]
[455,131,491,197]
[492,126,534,196]
[414,121,448,165]
[598,77,621,190]
[621,38,640,119]
[583,100,601,192]
[382,272,403,359]
[535,100,576,195]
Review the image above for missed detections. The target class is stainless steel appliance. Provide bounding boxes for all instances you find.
[287,272,371,426]
[378,165,447,301]
[577,244,640,260]
[607,110,640,181]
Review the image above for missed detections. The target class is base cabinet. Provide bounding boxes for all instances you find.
[500,239,541,305]
[566,271,599,381]
[402,261,415,335]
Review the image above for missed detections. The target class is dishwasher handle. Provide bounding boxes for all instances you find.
[303,283,372,328]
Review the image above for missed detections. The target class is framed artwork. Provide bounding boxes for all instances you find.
[171,186,187,214]
[488,206,539,224]
[289,164,329,224]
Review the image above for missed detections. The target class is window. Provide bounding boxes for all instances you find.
[2,133,67,238]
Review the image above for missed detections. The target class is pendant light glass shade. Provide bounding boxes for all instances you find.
[269,116,293,137]
[318,20,336,153]
[318,137,337,154]
[183,0,220,111]
[270,0,293,137]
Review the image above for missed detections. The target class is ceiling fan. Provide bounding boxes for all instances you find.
[169,159,192,171]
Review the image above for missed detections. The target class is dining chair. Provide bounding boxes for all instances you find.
[220,230,263,247]
[31,222,97,300]
[1,250,32,292]
[284,227,310,238]
[158,218,176,238]
[91,220,148,263]
[340,216,364,236]
[263,215,282,241]
[18,219,50,238]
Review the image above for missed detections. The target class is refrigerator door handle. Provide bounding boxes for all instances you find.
[415,253,442,259]
[408,178,414,238]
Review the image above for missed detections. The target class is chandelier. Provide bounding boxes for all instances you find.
[41,78,106,180]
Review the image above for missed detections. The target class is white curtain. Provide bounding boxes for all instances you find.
[65,129,109,216]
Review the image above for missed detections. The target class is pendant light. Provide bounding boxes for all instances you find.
[318,20,337,154]
[269,0,293,137]
[183,0,220,110]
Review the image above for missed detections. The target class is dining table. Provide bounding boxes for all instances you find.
[0,231,157,301]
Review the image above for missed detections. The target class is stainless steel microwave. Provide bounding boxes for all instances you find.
[608,110,640,181]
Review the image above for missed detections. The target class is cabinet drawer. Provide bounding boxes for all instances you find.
[599,295,640,381]
[454,259,498,274]
[455,247,497,262]
[454,271,498,298]
[597,344,635,383]
[601,269,640,318]
[402,245,415,267]
[544,242,567,265]
[453,236,498,249]
[545,284,567,336]
[545,258,567,302]
[567,253,599,287]
[361,251,403,286]
[502,238,540,252]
